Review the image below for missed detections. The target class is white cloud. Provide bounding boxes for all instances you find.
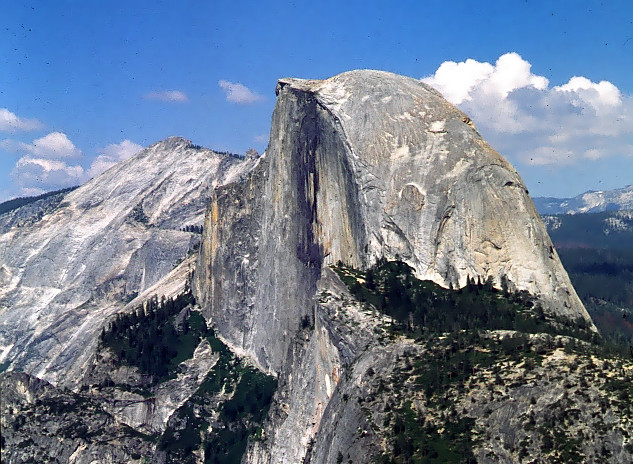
[101,139,142,160]
[219,80,264,104]
[553,76,621,111]
[11,156,84,192]
[422,52,633,167]
[1,132,81,159]
[423,59,494,105]
[0,108,42,133]
[144,90,189,102]
[254,134,268,143]
[423,53,548,105]
[87,139,143,178]
[2,134,143,196]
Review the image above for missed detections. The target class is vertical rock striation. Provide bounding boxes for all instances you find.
[195,70,594,374]
[193,70,597,462]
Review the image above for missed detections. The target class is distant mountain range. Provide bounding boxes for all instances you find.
[539,207,633,360]
[536,184,633,250]
[533,185,633,215]
[536,187,633,377]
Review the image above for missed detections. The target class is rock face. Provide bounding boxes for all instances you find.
[245,267,395,463]
[0,137,254,386]
[1,371,157,464]
[195,70,594,374]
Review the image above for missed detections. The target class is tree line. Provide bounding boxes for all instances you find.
[334,259,598,344]
[99,288,197,382]
[180,225,203,234]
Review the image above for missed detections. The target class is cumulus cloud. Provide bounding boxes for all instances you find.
[1,133,144,196]
[87,139,143,178]
[0,108,42,133]
[11,156,84,193]
[144,90,189,102]
[1,132,82,159]
[219,80,264,104]
[553,77,621,112]
[422,52,633,167]
[1,132,84,195]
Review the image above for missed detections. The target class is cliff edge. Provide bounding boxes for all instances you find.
[194,69,594,374]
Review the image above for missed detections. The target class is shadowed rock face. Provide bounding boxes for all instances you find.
[0,137,254,386]
[195,70,594,374]
[1,372,157,463]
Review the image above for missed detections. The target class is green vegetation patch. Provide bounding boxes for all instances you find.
[99,288,200,383]
[546,211,633,251]
[377,400,477,464]
[158,328,277,464]
[0,360,11,373]
[333,259,597,343]
[200,355,276,464]
[374,330,548,463]
[557,247,633,356]
[100,285,279,464]
[335,260,633,462]
[102,285,279,464]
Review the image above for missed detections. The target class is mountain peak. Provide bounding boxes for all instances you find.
[0,133,255,384]
[195,69,594,376]
[277,69,440,96]
[148,136,194,151]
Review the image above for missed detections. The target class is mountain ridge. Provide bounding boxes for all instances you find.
[0,137,256,385]
[534,184,633,215]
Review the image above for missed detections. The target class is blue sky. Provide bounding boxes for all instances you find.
[1,0,632,201]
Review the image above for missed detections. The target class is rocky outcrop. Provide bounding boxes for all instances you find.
[246,267,393,463]
[246,267,628,464]
[0,187,77,232]
[81,334,219,434]
[1,371,157,464]
[0,137,255,386]
[195,70,594,376]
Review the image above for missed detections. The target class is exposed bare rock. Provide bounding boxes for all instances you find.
[1,371,156,464]
[195,70,593,376]
[83,337,218,434]
[0,137,255,386]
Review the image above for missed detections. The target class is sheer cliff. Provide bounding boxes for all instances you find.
[194,70,594,375]
[187,70,613,463]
